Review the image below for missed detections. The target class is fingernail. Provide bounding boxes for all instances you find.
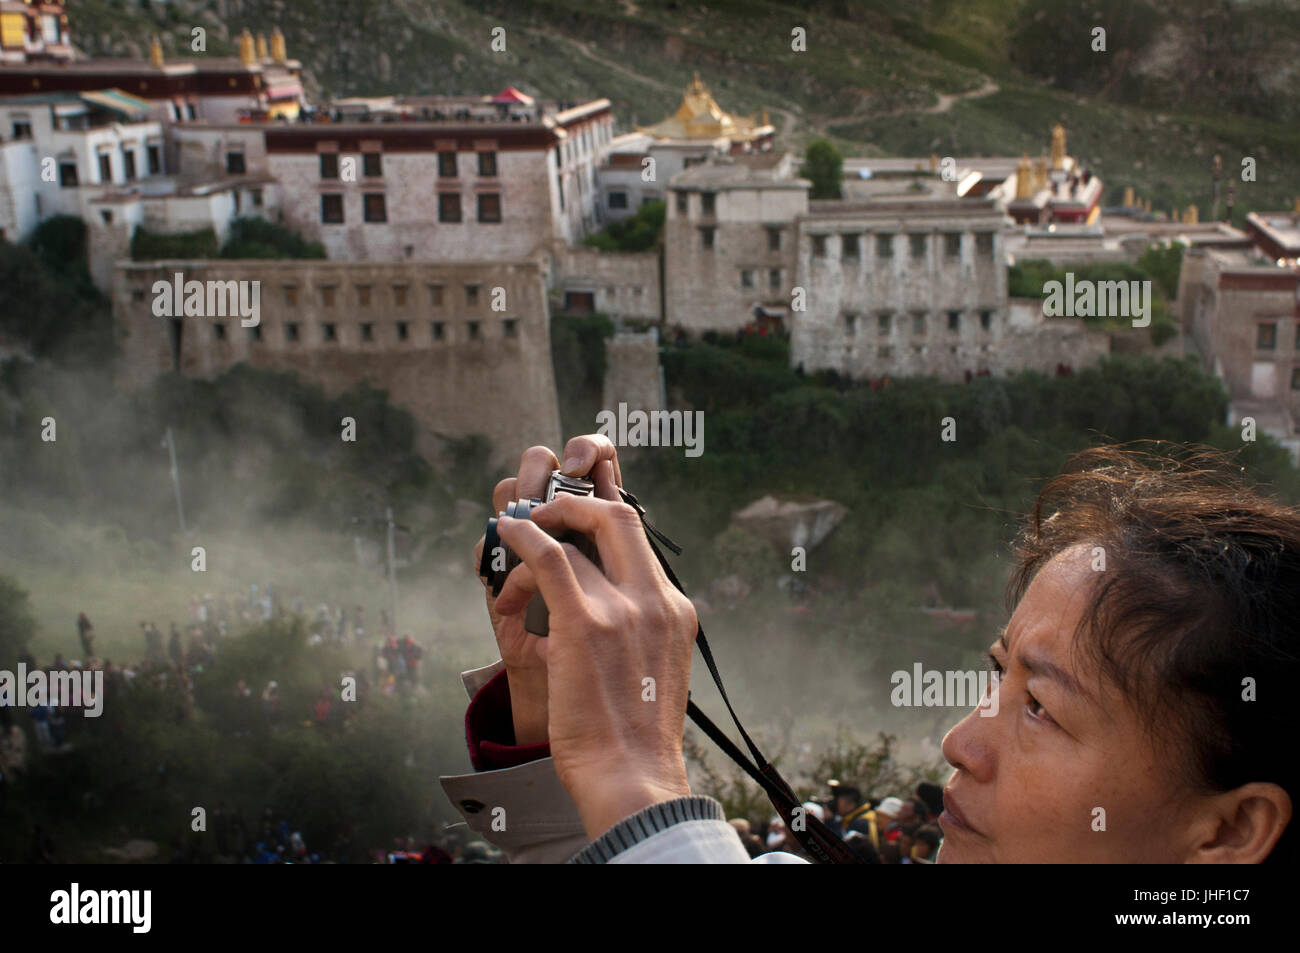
[562,456,582,474]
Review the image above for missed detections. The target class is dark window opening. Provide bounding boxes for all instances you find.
[320,153,339,179]
[226,151,246,175]
[321,194,344,224]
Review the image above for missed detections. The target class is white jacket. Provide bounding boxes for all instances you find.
[439,660,807,864]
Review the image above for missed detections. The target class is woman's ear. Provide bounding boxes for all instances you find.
[1186,782,1292,864]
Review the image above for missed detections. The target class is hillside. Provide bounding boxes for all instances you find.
[65,0,1300,218]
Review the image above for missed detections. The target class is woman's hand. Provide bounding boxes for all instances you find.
[472,435,627,746]
[493,483,699,840]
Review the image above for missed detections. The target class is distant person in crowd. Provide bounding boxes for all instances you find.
[168,625,183,666]
[728,818,766,858]
[76,612,95,658]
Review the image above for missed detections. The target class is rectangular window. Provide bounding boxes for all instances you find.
[700,192,716,216]
[976,232,993,255]
[393,286,408,308]
[363,193,387,223]
[363,152,382,178]
[213,323,226,341]
[478,193,502,223]
[478,151,497,176]
[700,226,715,250]
[1258,322,1278,350]
[466,284,480,307]
[147,144,161,175]
[767,227,782,252]
[123,150,137,181]
[945,233,962,257]
[740,269,754,289]
[98,153,112,182]
[357,285,372,307]
[320,153,339,179]
[812,235,827,258]
[1292,367,1300,390]
[431,321,445,341]
[11,120,31,140]
[251,188,263,208]
[980,310,992,331]
[844,313,857,336]
[438,151,458,177]
[360,322,375,342]
[769,268,781,290]
[910,234,927,259]
[226,151,246,175]
[396,321,409,341]
[876,234,894,258]
[912,313,926,336]
[467,320,482,340]
[321,194,344,224]
[321,286,336,308]
[608,191,628,210]
[248,325,263,343]
[285,322,300,342]
[322,322,337,342]
[947,310,961,332]
[59,162,78,187]
[439,193,462,222]
[842,234,859,260]
[284,286,298,306]
[878,313,892,336]
[676,192,689,215]
[186,104,197,120]
[429,284,444,307]
[503,318,519,338]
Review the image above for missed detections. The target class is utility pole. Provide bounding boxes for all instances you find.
[162,427,187,535]
[385,506,399,636]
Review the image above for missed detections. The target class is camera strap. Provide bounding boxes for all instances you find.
[618,489,862,865]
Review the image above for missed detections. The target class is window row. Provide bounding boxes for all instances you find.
[319,192,501,224]
[812,232,994,260]
[58,144,164,187]
[739,268,785,290]
[213,318,520,344]
[1255,320,1300,351]
[842,310,997,336]
[316,150,497,181]
[279,282,494,309]
[870,343,994,359]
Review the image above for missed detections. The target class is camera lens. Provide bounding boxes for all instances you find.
[479,498,540,595]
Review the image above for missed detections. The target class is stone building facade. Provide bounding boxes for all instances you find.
[112,258,563,467]
[1180,240,1300,460]
[791,196,1008,380]
[663,153,808,333]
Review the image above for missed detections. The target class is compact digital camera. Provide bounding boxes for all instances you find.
[478,469,602,636]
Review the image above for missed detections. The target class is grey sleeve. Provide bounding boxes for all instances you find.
[568,795,755,864]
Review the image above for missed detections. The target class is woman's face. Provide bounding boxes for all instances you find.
[937,545,1200,863]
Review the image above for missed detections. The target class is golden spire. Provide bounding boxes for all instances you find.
[1186,204,1198,224]
[256,33,269,61]
[1122,185,1134,208]
[238,28,256,67]
[271,27,287,63]
[1033,153,1049,192]
[1050,123,1066,170]
[761,106,770,127]
[1015,154,1033,200]
[149,34,164,69]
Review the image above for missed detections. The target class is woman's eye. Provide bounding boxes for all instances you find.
[1025,693,1054,725]
[985,652,1005,679]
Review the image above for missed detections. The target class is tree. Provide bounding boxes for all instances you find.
[800,139,843,200]
[0,575,37,666]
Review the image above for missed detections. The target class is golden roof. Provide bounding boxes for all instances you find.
[639,72,764,142]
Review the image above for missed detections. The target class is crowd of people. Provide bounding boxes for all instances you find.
[730,779,946,863]
[0,586,506,863]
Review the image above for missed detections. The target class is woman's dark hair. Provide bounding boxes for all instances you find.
[1008,444,1300,863]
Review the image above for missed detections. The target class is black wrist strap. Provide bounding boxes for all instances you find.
[618,488,862,865]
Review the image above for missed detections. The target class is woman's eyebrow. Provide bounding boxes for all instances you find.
[995,628,1094,704]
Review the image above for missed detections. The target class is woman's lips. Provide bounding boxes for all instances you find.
[940,788,984,836]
